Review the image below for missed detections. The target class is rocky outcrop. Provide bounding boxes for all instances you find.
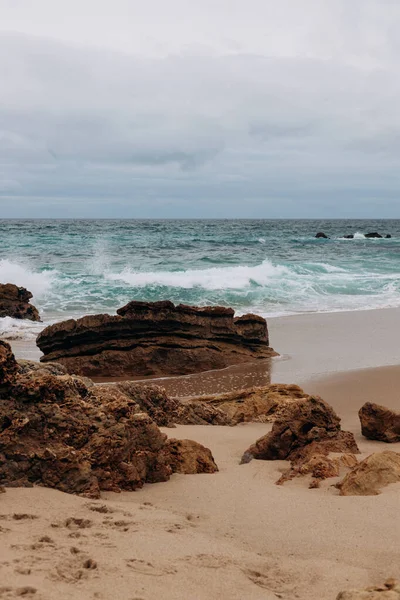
[241,396,359,463]
[336,580,400,599]
[344,234,354,239]
[315,232,328,239]
[0,342,218,497]
[161,439,218,474]
[338,451,400,496]
[0,283,41,321]
[276,449,358,488]
[365,232,383,238]
[36,300,276,378]
[359,402,400,443]
[179,384,307,426]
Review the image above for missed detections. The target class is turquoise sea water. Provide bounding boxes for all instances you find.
[1,219,400,340]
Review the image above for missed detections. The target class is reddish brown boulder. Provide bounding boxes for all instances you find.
[36,300,276,378]
[0,283,40,321]
[0,342,218,497]
[338,451,400,496]
[241,396,358,463]
[162,439,218,474]
[359,402,400,443]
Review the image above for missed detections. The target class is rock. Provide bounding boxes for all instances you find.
[338,451,400,496]
[17,359,68,377]
[365,232,383,238]
[0,283,41,321]
[385,234,392,239]
[315,232,328,239]
[336,579,400,599]
[241,396,359,462]
[0,342,218,497]
[162,439,218,474]
[343,234,354,239]
[36,301,277,378]
[276,450,358,488]
[116,381,183,428]
[359,402,400,443]
[180,384,307,426]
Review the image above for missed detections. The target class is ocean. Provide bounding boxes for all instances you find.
[1,218,400,342]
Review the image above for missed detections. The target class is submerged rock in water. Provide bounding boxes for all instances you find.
[336,579,400,599]
[338,451,400,496]
[315,232,329,239]
[0,342,218,497]
[359,402,400,443]
[0,283,41,321]
[343,234,354,239]
[36,300,277,378]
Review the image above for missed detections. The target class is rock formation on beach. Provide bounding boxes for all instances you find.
[241,396,360,487]
[0,283,41,321]
[36,300,277,378]
[0,341,217,498]
[359,402,400,443]
[337,451,400,496]
[336,579,400,599]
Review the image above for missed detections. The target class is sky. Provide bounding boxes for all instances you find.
[0,0,400,218]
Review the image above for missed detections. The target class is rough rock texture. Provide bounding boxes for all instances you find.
[17,359,68,377]
[179,384,308,426]
[276,451,358,488]
[161,439,218,474]
[36,300,277,378]
[0,283,41,321]
[338,451,400,496]
[0,342,218,497]
[359,402,400,443]
[241,396,359,463]
[336,579,400,599]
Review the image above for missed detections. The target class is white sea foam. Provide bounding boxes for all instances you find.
[107,259,290,290]
[0,316,45,341]
[0,259,56,300]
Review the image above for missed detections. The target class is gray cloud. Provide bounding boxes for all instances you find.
[0,1,400,217]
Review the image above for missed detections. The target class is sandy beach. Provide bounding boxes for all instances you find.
[1,307,400,599]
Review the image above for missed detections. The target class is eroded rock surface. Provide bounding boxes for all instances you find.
[241,396,359,463]
[359,402,400,443]
[336,579,400,599]
[0,342,218,497]
[162,439,218,474]
[0,283,41,321]
[338,451,400,496]
[36,300,276,378]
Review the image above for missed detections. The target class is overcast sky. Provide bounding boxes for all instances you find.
[1,0,400,218]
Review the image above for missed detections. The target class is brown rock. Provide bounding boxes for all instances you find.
[338,451,400,496]
[162,439,218,474]
[336,579,400,599]
[277,451,358,488]
[359,402,400,443]
[0,283,41,321]
[117,381,182,427]
[36,300,277,378]
[0,341,218,497]
[241,396,358,462]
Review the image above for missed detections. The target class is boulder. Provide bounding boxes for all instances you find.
[338,451,400,496]
[36,300,277,378]
[344,234,354,239]
[0,342,218,497]
[365,232,383,238]
[180,384,307,426]
[276,450,358,488]
[359,402,400,443]
[241,396,359,463]
[336,579,400,599]
[162,439,218,474]
[315,232,329,239]
[385,234,392,239]
[0,283,41,321]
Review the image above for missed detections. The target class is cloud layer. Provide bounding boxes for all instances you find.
[1,0,400,217]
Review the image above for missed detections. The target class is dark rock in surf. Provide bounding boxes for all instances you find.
[343,234,354,239]
[365,232,383,238]
[0,284,41,321]
[36,300,277,378]
[315,232,329,239]
[385,234,392,239]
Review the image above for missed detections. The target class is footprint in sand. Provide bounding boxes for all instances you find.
[84,503,114,515]
[181,554,232,570]
[51,555,98,583]
[0,587,38,598]
[125,559,176,577]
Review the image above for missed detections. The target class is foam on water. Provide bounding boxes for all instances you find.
[0,259,56,300]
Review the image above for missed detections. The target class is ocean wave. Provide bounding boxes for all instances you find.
[0,316,45,341]
[0,259,56,300]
